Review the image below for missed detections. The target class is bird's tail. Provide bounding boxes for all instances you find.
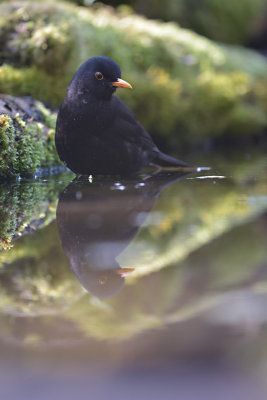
[152,151,193,169]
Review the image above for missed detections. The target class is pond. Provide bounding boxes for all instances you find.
[0,150,267,400]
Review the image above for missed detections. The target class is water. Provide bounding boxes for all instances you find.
[1,151,267,399]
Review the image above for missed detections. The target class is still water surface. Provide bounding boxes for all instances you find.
[1,151,267,399]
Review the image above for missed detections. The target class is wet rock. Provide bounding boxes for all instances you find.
[0,94,44,121]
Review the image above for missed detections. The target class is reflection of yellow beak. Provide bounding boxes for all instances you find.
[112,78,132,89]
[116,267,135,278]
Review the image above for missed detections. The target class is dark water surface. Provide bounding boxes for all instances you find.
[1,151,267,399]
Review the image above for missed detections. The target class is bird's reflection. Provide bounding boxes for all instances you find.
[56,172,190,298]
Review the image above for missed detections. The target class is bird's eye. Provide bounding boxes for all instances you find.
[95,72,104,80]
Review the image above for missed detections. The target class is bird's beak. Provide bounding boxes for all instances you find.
[116,267,135,277]
[112,78,132,89]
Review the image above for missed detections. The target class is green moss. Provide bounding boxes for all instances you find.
[0,1,266,145]
[0,97,63,179]
[0,115,18,178]
[0,64,70,106]
[0,1,74,73]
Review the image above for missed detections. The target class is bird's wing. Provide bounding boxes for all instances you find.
[111,97,191,168]
[111,96,159,153]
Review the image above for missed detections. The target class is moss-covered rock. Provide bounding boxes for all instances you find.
[0,94,63,179]
[0,1,266,147]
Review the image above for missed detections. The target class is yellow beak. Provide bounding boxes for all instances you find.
[112,78,132,89]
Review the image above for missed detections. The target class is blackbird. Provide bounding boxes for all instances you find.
[55,56,191,176]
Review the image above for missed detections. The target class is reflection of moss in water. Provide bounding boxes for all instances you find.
[48,207,267,341]
[0,155,267,345]
[0,174,71,250]
[43,212,267,341]
[0,157,267,343]
[0,1,266,143]
[187,216,267,289]
[0,222,84,316]
[120,173,267,278]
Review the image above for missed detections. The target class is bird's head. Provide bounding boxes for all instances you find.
[67,56,132,100]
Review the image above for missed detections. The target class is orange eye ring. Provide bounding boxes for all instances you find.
[95,72,104,80]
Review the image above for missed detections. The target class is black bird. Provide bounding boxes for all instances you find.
[55,56,192,176]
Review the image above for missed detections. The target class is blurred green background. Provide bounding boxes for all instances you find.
[0,0,267,179]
